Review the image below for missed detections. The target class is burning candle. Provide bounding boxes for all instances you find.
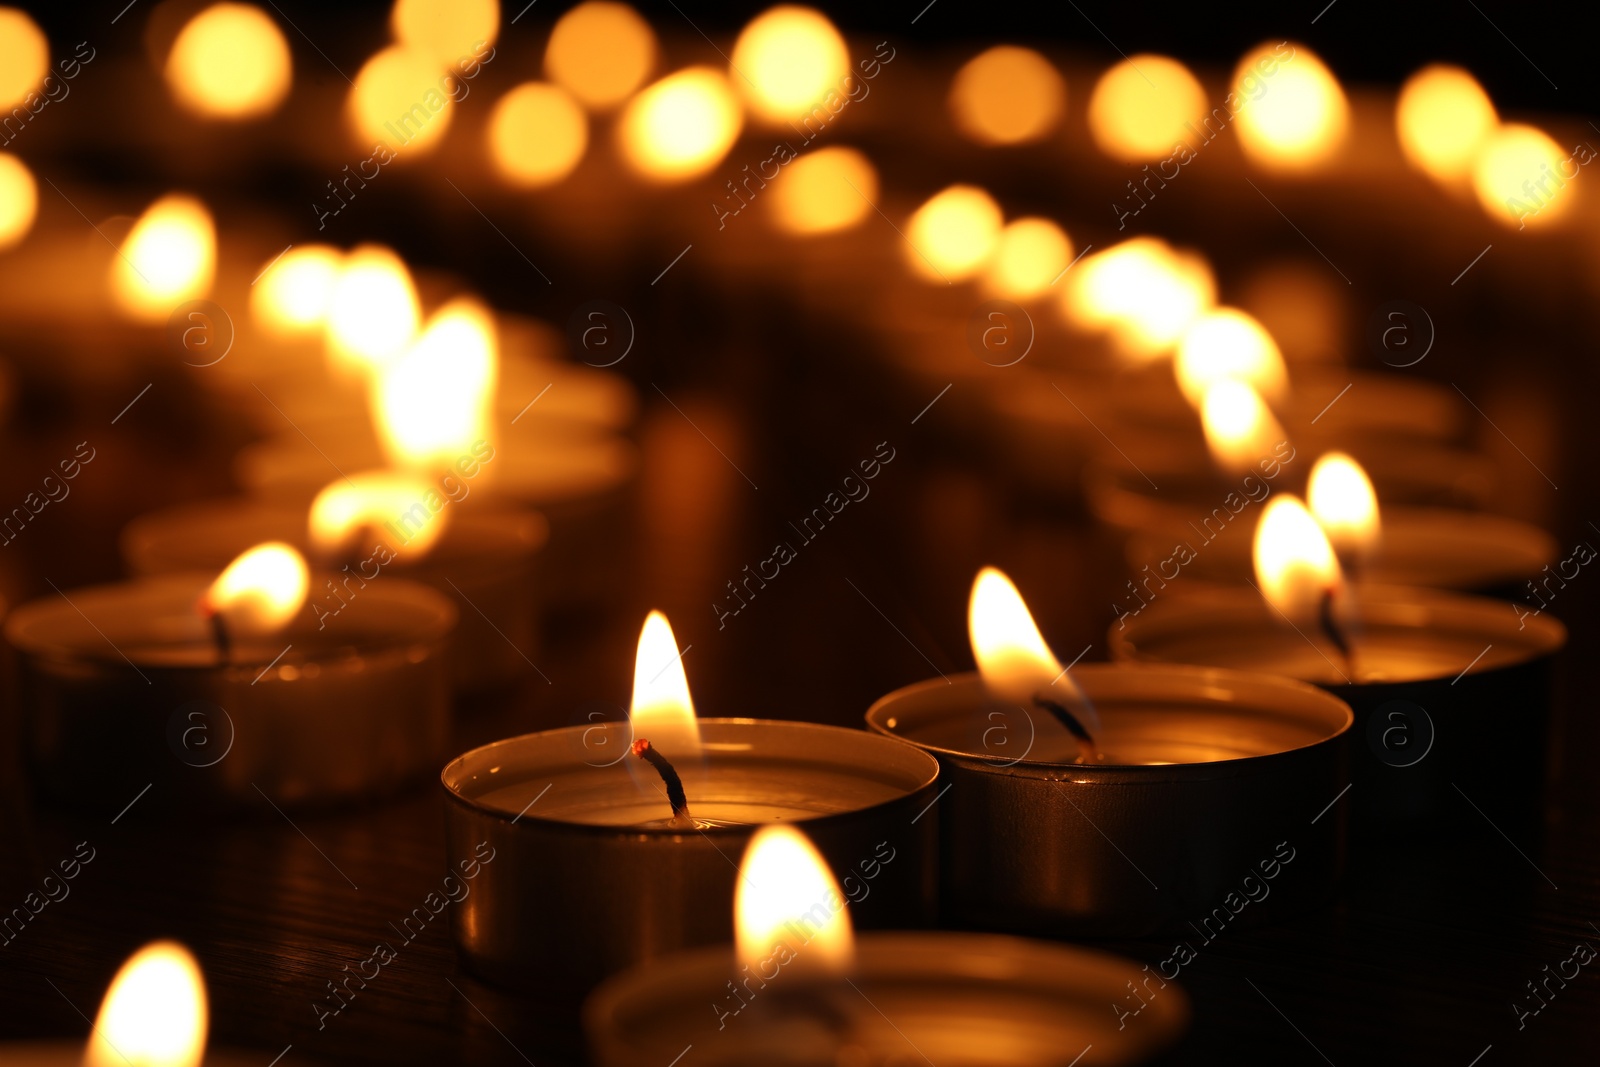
[584,823,1190,1066]
[865,568,1351,934]
[440,611,940,993]
[5,543,455,811]
[110,194,217,323]
[1111,497,1566,831]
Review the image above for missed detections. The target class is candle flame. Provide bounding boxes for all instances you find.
[84,941,207,1067]
[1088,54,1205,162]
[250,244,342,338]
[1201,380,1285,474]
[487,82,588,187]
[617,66,742,182]
[202,542,309,637]
[949,45,1065,146]
[768,145,876,235]
[309,471,447,561]
[1308,451,1381,565]
[904,184,1003,283]
[735,825,854,978]
[1061,238,1215,362]
[165,3,292,120]
[325,244,420,378]
[1253,495,1344,624]
[730,6,849,126]
[1175,307,1288,407]
[348,44,453,155]
[1472,123,1573,229]
[545,1,657,110]
[629,611,700,756]
[1233,42,1348,172]
[1396,65,1497,185]
[968,568,1100,738]
[983,216,1072,301]
[112,195,217,322]
[372,297,498,473]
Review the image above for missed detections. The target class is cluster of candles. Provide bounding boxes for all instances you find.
[0,0,1584,1064]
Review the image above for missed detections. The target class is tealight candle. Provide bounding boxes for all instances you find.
[865,568,1352,935]
[5,543,455,812]
[1111,496,1566,831]
[584,824,1190,1067]
[442,612,940,994]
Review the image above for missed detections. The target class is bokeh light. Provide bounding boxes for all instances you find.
[325,244,420,377]
[1175,307,1288,407]
[544,1,657,110]
[949,46,1065,146]
[390,0,498,68]
[1472,122,1574,229]
[250,245,343,338]
[1087,54,1206,161]
[111,194,217,323]
[1233,42,1348,172]
[730,5,850,125]
[0,7,47,110]
[904,185,1003,283]
[983,217,1071,301]
[0,152,37,250]
[1396,64,1497,185]
[767,145,876,235]
[165,3,292,120]
[617,67,742,182]
[488,82,588,187]
[348,45,454,155]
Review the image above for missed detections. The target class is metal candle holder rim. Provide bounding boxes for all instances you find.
[441,717,942,836]
[865,663,1355,776]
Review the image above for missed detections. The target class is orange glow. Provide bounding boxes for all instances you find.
[1472,123,1574,229]
[250,244,342,338]
[629,610,701,758]
[0,152,37,250]
[1201,381,1285,474]
[948,45,1065,146]
[983,217,1071,301]
[1233,42,1348,172]
[165,3,292,120]
[1175,307,1288,407]
[85,942,207,1067]
[309,471,447,560]
[488,82,588,187]
[544,1,656,110]
[1396,65,1496,184]
[730,6,849,125]
[1308,451,1381,565]
[348,45,453,155]
[1062,238,1216,361]
[768,145,876,235]
[390,0,498,69]
[325,245,420,377]
[372,298,497,471]
[1253,494,1344,624]
[617,67,743,182]
[735,825,854,977]
[1087,54,1206,162]
[111,195,217,323]
[202,543,310,638]
[903,184,1003,283]
[0,8,47,110]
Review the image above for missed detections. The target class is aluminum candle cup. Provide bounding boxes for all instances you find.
[584,932,1190,1067]
[0,1044,264,1067]
[865,666,1353,937]
[1109,586,1567,832]
[6,575,454,812]
[120,499,548,693]
[441,720,940,996]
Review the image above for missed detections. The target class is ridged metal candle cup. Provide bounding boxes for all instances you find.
[442,719,941,997]
[866,665,1353,937]
[1108,585,1567,835]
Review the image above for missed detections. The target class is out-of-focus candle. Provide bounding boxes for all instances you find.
[617,67,742,182]
[348,45,453,154]
[1233,41,1347,172]
[487,82,588,186]
[250,244,342,338]
[1396,64,1497,185]
[165,2,292,120]
[948,45,1065,146]
[730,5,848,126]
[1472,122,1575,229]
[390,0,498,68]
[0,151,37,250]
[1175,306,1288,406]
[1087,53,1205,161]
[111,194,217,323]
[981,216,1071,301]
[201,541,310,641]
[1201,380,1285,474]
[1308,451,1381,569]
[85,942,207,1067]
[325,244,420,377]
[766,145,875,235]
[0,7,47,110]
[1254,494,1345,626]
[734,824,854,981]
[903,184,1002,283]
[1062,237,1215,361]
[372,297,497,472]
[309,470,449,560]
[545,1,656,110]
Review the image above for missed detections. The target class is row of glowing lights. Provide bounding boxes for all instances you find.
[0,1,1576,244]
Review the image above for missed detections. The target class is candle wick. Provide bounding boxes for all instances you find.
[205,607,231,665]
[1318,588,1356,679]
[1031,693,1099,765]
[632,738,693,826]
